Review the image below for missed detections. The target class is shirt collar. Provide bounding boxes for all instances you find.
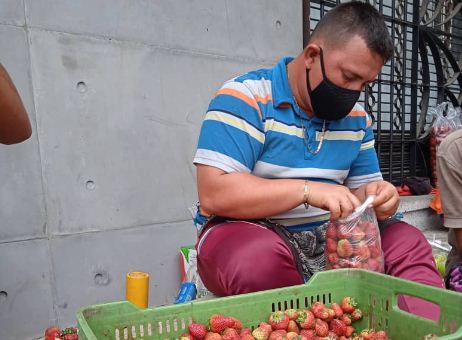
[272,56,324,124]
[271,56,294,108]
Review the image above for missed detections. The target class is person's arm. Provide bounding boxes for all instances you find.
[454,228,462,254]
[195,80,360,220]
[0,64,32,144]
[197,164,360,220]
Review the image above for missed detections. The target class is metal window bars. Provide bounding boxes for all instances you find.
[305,0,462,185]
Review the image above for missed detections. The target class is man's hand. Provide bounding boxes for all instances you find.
[308,181,362,221]
[357,181,399,220]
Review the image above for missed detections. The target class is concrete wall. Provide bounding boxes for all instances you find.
[0,1,302,339]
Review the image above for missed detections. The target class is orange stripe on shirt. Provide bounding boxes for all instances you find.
[348,110,367,117]
[215,88,261,114]
[255,95,272,104]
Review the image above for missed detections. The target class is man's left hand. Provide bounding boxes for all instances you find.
[359,181,400,220]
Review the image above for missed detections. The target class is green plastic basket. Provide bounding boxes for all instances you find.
[77,269,462,340]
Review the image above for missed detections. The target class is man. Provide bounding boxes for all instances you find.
[0,63,32,144]
[193,1,443,318]
[437,128,462,292]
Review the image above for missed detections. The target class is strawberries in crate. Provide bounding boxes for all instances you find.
[177,295,390,340]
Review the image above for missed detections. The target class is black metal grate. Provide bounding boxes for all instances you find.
[307,0,462,185]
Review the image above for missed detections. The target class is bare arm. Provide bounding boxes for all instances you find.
[0,64,32,144]
[455,228,462,256]
[197,164,361,220]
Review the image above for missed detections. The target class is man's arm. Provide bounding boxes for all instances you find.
[197,164,361,220]
[0,64,32,144]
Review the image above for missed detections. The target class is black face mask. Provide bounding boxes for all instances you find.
[306,48,361,121]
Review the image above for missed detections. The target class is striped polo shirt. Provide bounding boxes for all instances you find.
[193,57,382,231]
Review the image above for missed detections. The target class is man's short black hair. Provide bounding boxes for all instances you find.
[310,1,394,63]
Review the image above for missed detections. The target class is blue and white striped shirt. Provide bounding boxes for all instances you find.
[194,57,382,231]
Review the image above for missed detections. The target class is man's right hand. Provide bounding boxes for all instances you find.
[308,181,362,220]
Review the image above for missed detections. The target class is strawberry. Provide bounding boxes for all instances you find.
[337,239,353,258]
[240,335,254,340]
[359,329,374,340]
[189,323,208,339]
[353,244,370,261]
[325,308,336,322]
[351,226,365,241]
[300,329,316,340]
[340,314,351,326]
[314,319,329,337]
[326,223,337,239]
[210,314,232,333]
[229,317,243,331]
[337,224,352,239]
[327,253,339,265]
[252,324,271,340]
[205,332,223,340]
[268,330,287,340]
[260,323,273,334]
[345,326,354,337]
[223,328,240,340]
[368,243,381,258]
[61,327,78,340]
[367,258,381,272]
[329,319,346,336]
[339,336,349,340]
[351,309,362,321]
[62,334,78,340]
[297,310,315,329]
[340,297,356,314]
[327,330,340,338]
[269,311,290,330]
[45,326,61,340]
[363,222,377,238]
[240,328,252,336]
[326,238,338,253]
[311,302,329,320]
[371,330,388,340]
[287,320,299,333]
[180,333,194,340]
[287,332,300,340]
[286,309,299,321]
[330,303,343,318]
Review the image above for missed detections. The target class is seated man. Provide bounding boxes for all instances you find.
[193,1,443,319]
[0,63,32,144]
[437,128,462,292]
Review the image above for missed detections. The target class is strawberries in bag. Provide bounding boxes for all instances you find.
[325,196,384,272]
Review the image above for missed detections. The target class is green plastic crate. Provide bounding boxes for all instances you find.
[77,269,462,340]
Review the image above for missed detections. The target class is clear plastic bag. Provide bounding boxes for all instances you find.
[325,196,384,273]
[429,102,462,185]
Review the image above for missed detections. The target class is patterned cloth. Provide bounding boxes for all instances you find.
[265,220,328,281]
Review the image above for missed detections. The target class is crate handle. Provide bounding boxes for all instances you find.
[387,274,462,337]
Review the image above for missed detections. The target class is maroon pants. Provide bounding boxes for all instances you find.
[196,220,444,321]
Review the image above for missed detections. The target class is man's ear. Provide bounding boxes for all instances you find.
[303,44,321,70]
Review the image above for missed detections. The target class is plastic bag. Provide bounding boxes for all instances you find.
[325,196,384,272]
[429,102,462,186]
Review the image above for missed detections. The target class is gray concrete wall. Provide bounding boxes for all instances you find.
[0,1,302,339]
